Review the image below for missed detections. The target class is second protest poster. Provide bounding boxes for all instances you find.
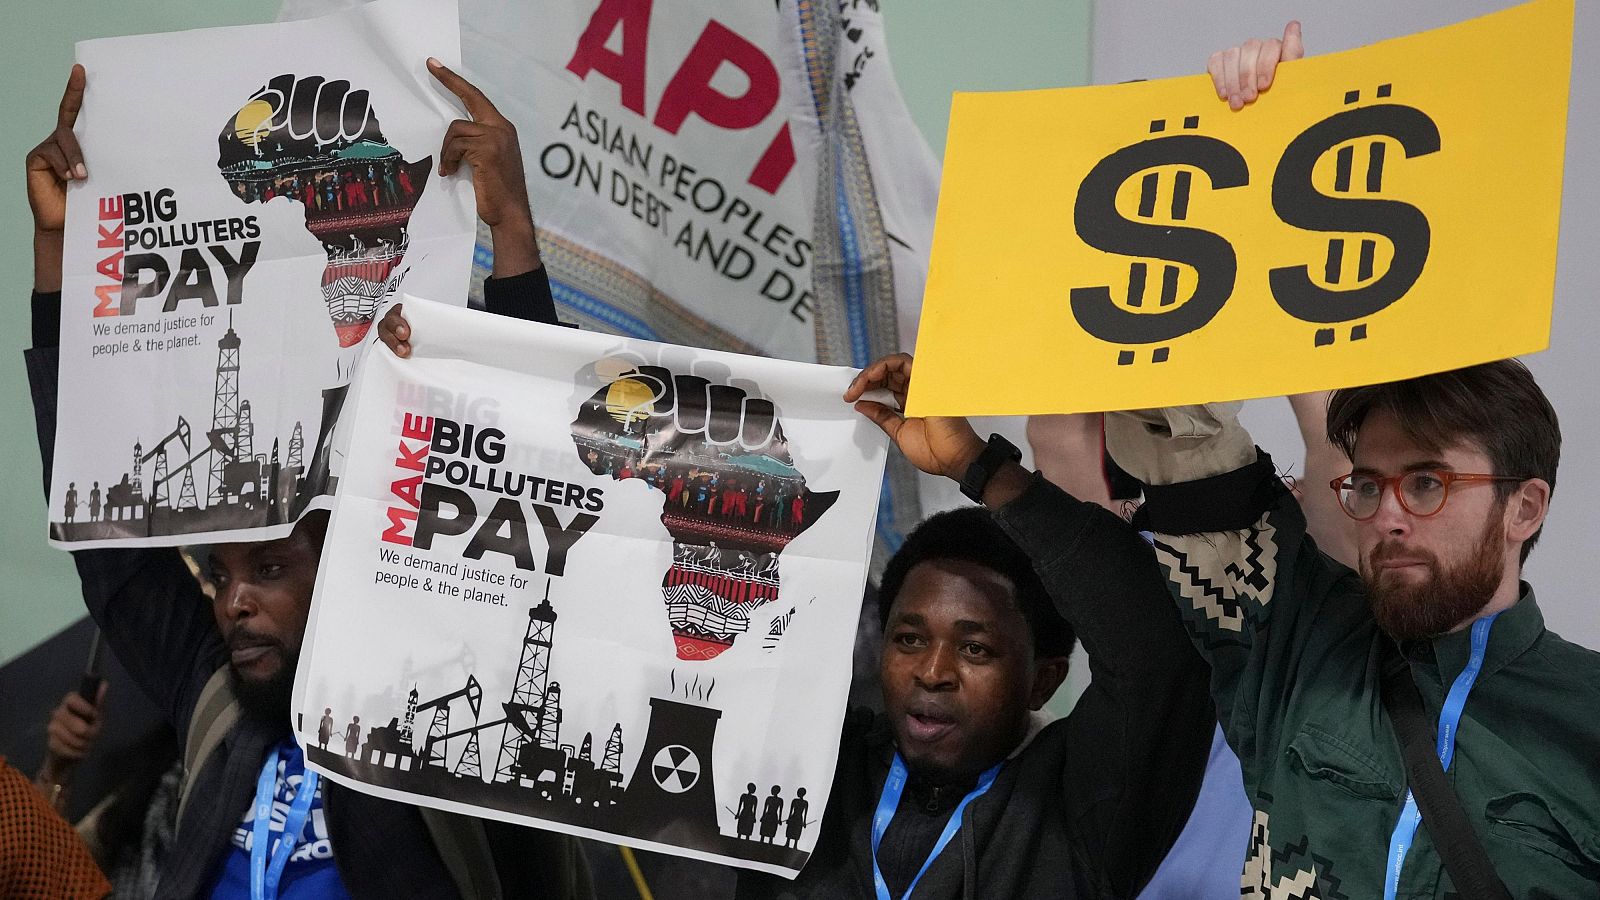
[294,297,888,876]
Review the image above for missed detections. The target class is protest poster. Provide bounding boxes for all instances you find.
[49,0,477,548]
[292,297,887,876]
[279,0,938,560]
[907,0,1572,418]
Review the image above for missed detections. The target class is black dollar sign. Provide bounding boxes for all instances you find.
[1268,102,1441,324]
[1070,132,1249,351]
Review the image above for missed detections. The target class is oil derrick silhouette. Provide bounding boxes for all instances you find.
[401,686,418,743]
[602,725,624,779]
[207,321,241,505]
[416,674,481,768]
[104,317,307,532]
[624,697,723,847]
[238,401,255,470]
[495,584,564,786]
[104,442,146,522]
[142,418,200,516]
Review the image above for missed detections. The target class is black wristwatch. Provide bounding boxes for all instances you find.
[959,433,1022,504]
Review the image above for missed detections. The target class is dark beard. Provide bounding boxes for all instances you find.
[1362,515,1504,641]
[229,648,299,723]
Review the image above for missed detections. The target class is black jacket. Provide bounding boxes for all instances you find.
[28,273,586,899]
[738,477,1215,900]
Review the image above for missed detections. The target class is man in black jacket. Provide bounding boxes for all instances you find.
[729,353,1216,899]
[26,62,590,899]
[375,279,1218,900]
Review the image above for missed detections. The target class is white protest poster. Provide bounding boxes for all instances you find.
[49,0,476,548]
[293,298,887,875]
[279,0,937,561]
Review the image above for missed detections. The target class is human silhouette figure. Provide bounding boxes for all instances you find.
[64,482,77,523]
[735,782,758,840]
[318,707,335,750]
[88,482,101,522]
[785,787,809,849]
[344,715,362,758]
[759,785,784,844]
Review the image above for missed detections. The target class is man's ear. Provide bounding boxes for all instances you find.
[1027,656,1070,711]
[1505,477,1551,545]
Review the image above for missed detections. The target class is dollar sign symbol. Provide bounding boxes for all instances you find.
[1070,115,1250,365]
[1269,85,1441,345]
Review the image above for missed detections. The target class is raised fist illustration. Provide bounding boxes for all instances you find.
[217,74,432,348]
[571,365,838,661]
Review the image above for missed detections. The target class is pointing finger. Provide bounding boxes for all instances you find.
[427,58,504,125]
[57,64,86,130]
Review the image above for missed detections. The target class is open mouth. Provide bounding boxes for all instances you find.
[903,710,958,744]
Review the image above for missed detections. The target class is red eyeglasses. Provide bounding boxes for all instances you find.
[1329,470,1526,521]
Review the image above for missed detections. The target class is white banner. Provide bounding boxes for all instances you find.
[293,297,887,876]
[279,0,941,559]
[50,0,476,548]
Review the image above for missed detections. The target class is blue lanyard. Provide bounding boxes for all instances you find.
[870,754,1001,900]
[1383,612,1499,900]
[251,746,320,900]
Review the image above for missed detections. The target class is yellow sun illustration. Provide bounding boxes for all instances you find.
[233,99,275,147]
[605,378,655,426]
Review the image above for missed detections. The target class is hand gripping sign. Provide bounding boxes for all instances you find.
[295,297,887,875]
[50,0,475,548]
[906,0,1572,417]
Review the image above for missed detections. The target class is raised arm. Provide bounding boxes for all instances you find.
[1104,399,1364,785]
[1025,414,1113,511]
[379,60,562,356]
[848,354,1213,894]
[1288,391,1357,569]
[26,66,224,736]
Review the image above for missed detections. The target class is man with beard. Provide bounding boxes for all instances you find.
[1107,368,1600,897]
[26,63,591,898]
[1096,29,1600,898]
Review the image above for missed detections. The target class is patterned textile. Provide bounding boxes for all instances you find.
[0,758,111,899]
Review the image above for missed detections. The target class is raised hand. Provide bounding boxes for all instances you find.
[844,353,984,481]
[27,65,87,292]
[1208,21,1305,111]
[428,58,539,276]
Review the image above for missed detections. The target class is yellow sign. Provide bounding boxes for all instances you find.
[907,0,1572,417]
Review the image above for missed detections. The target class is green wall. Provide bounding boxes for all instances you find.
[0,1,1092,666]
[1,1,284,666]
[885,0,1093,158]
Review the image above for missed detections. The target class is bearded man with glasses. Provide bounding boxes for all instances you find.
[1103,354,1600,898]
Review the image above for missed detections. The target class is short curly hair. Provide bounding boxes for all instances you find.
[877,507,1075,659]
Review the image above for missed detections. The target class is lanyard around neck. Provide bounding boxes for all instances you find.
[251,745,320,900]
[871,753,1001,900]
[1382,612,1499,900]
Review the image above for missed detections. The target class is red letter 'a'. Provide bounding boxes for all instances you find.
[566,0,653,116]
[654,19,780,136]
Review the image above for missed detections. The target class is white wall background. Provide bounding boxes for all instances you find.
[1093,2,1600,651]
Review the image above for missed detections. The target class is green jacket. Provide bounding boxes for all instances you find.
[1107,405,1600,899]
